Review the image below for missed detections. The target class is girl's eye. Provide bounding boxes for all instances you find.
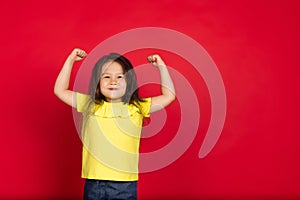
[118,75,124,79]
[103,76,110,79]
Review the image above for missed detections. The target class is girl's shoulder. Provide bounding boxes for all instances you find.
[76,92,91,113]
[131,98,151,117]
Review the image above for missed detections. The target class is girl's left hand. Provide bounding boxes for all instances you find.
[147,54,166,68]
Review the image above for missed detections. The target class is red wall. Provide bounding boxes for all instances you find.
[1,0,300,199]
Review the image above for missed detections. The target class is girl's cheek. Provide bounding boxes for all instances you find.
[101,80,108,86]
[121,83,127,88]
[121,79,126,85]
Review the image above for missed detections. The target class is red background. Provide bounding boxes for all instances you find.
[1,0,300,199]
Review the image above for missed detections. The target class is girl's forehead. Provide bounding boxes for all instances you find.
[101,61,124,74]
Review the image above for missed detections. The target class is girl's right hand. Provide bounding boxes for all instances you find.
[69,48,87,62]
[147,54,166,68]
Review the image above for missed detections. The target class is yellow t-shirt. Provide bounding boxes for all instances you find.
[76,93,151,181]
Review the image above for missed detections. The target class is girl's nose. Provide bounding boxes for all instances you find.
[110,77,118,85]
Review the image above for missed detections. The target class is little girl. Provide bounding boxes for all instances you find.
[54,48,175,200]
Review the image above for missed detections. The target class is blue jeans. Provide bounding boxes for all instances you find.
[84,179,137,200]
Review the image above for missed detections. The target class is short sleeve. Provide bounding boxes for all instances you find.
[76,92,91,113]
[139,98,152,117]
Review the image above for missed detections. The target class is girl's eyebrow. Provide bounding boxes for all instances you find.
[101,72,124,75]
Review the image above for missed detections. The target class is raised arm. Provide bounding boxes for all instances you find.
[147,54,176,113]
[54,48,87,107]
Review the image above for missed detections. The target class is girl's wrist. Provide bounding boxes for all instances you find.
[157,63,167,70]
[66,55,76,64]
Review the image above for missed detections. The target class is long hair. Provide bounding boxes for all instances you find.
[80,53,145,139]
[88,52,144,107]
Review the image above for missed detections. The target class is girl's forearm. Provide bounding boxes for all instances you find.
[148,54,176,113]
[158,64,176,101]
[54,57,74,95]
[54,48,87,107]
[54,56,76,107]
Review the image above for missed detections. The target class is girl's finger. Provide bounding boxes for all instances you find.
[147,56,153,62]
[78,50,87,57]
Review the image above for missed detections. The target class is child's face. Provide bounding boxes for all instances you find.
[100,61,127,103]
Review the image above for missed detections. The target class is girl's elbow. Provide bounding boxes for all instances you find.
[170,90,176,101]
[170,94,176,102]
[54,87,65,100]
[54,87,59,97]
[54,87,61,97]
[167,93,176,104]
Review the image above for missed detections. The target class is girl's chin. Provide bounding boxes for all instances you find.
[105,97,123,103]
